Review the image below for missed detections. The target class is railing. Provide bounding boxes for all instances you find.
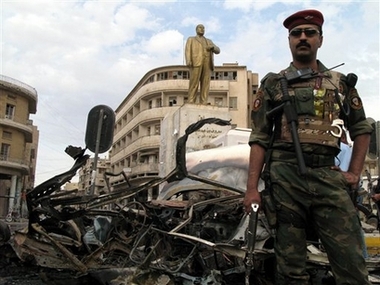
[0,114,34,137]
[0,154,8,161]
[0,74,37,96]
[0,155,28,166]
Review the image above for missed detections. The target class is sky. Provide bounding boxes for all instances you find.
[1,0,379,186]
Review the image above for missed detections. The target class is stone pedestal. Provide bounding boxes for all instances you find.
[159,103,232,177]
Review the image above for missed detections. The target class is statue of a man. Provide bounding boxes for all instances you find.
[185,24,220,104]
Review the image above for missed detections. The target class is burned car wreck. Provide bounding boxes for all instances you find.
[4,118,380,284]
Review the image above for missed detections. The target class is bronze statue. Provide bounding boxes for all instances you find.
[185,24,220,104]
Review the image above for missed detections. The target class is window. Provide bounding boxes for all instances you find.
[225,71,237,80]
[147,126,151,136]
[157,72,168,81]
[139,155,146,164]
[214,97,223,107]
[143,75,155,85]
[148,100,153,109]
[169,97,177,106]
[172,71,180,79]
[183,71,189,79]
[229,97,238,109]
[211,72,223,80]
[30,148,36,159]
[5,104,15,119]
[133,127,139,139]
[155,124,160,135]
[0,144,10,160]
[211,71,237,80]
[2,131,12,140]
[172,70,189,79]
[156,98,162,107]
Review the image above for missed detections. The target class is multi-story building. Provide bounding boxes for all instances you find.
[78,157,111,196]
[0,75,38,218]
[109,63,259,196]
[109,63,379,201]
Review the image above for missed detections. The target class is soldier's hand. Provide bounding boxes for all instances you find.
[344,171,360,186]
[243,190,261,214]
[331,166,360,186]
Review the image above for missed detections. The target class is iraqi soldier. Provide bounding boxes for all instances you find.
[243,9,373,285]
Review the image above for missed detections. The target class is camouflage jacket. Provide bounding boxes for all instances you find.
[248,61,373,155]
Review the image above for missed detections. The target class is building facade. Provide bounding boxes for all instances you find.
[109,64,259,194]
[109,63,379,199]
[0,75,38,218]
[78,157,111,196]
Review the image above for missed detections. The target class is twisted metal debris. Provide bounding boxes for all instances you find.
[9,118,380,284]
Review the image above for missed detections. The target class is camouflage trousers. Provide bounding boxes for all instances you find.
[270,161,371,285]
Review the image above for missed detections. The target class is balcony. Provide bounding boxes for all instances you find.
[0,75,38,113]
[130,163,159,176]
[111,135,160,162]
[0,115,34,142]
[109,162,159,188]
[0,156,29,175]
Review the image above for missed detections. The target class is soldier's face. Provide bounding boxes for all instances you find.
[288,24,323,63]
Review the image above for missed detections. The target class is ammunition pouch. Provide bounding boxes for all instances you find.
[260,188,277,229]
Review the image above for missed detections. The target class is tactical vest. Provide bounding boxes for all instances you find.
[277,71,342,148]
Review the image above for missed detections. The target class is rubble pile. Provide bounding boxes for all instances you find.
[1,118,379,284]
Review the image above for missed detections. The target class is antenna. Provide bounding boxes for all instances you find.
[325,63,345,72]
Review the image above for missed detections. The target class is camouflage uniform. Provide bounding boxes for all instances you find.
[249,61,373,284]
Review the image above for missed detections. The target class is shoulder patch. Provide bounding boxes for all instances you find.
[253,98,262,112]
[350,89,363,110]
[252,90,263,112]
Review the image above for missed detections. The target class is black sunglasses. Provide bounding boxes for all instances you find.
[289,28,320,37]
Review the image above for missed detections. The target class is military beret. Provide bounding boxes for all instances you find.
[283,9,324,31]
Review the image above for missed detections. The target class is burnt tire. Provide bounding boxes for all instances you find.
[366,216,379,229]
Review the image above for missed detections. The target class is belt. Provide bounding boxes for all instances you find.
[271,150,335,168]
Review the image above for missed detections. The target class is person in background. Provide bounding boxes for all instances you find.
[335,129,352,170]
[370,178,380,202]
[243,8,373,284]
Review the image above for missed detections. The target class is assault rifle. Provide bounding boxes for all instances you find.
[245,203,260,285]
[266,75,308,175]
